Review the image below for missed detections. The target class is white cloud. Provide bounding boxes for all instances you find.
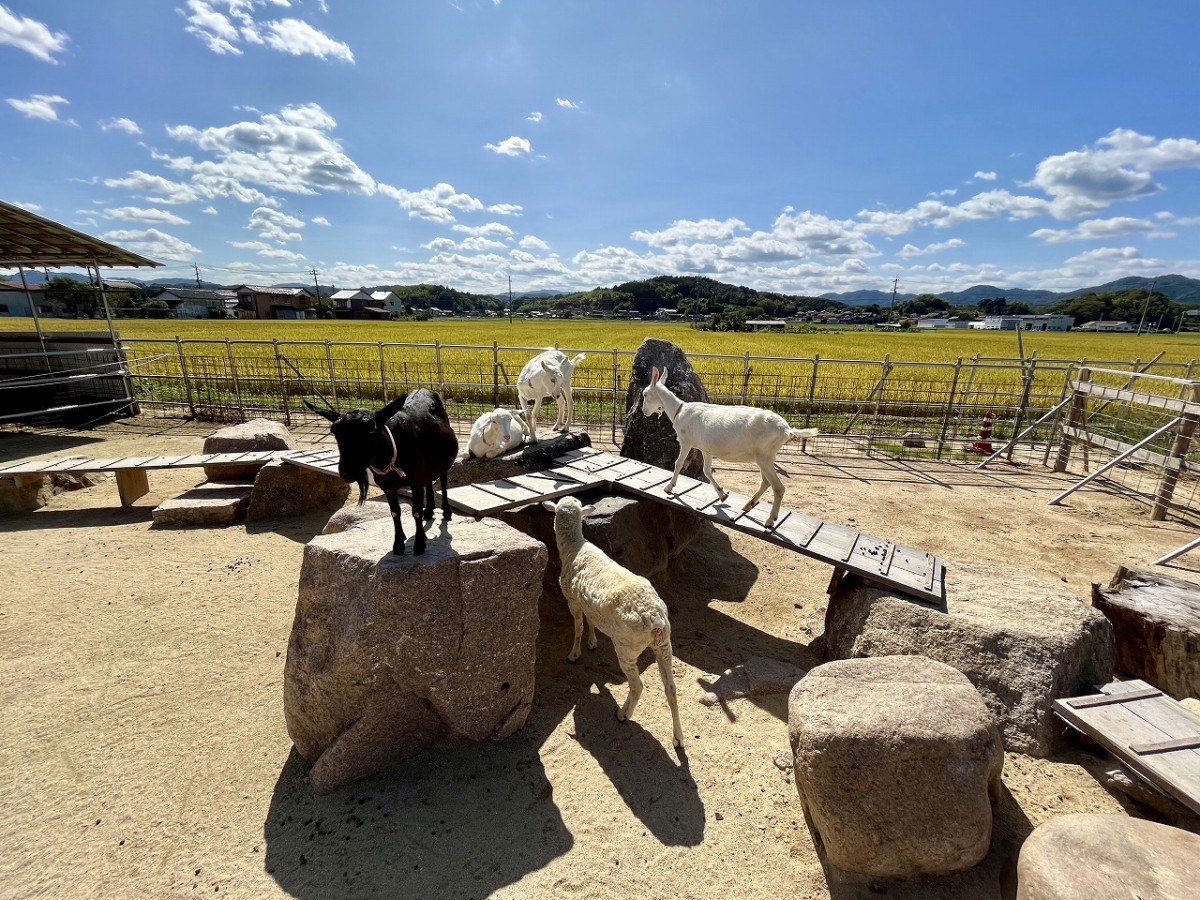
[526,111,542,123]
[555,98,579,109]
[229,239,307,261]
[519,235,550,251]
[928,188,957,198]
[974,171,997,181]
[262,18,353,61]
[202,205,219,214]
[380,182,484,222]
[459,236,507,251]
[0,5,68,63]
[248,206,304,241]
[102,206,191,225]
[311,215,330,225]
[487,203,523,215]
[1030,216,1163,243]
[452,222,513,237]
[101,228,201,261]
[104,170,199,205]
[100,116,141,135]
[632,217,747,247]
[898,238,966,258]
[484,135,531,157]
[6,93,73,124]
[182,0,352,61]
[12,200,42,212]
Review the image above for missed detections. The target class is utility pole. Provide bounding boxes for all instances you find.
[310,267,322,306]
[508,274,513,324]
[193,262,202,288]
[889,278,898,322]
[1137,277,1157,335]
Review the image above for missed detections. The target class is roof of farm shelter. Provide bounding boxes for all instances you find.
[0,200,161,268]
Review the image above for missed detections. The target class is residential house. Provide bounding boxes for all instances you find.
[916,316,971,329]
[975,314,1074,331]
[745,319,786,332]
[0,281,47,316]
[233,284,314,319]
[1077,320,1136,332]
[371,290,402,315]
[330,288,393,319]
[156,287,238,319]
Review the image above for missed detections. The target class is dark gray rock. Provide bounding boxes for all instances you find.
[0,468,110,514]
[246,459,350,520]
[620,338,708,478]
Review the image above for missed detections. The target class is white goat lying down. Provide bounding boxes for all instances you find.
[516,349,586,442]
[543,496,684,749]
[640,366,818,529]
[466,408,530,459]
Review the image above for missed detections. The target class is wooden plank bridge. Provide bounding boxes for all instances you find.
[443,448,946,605]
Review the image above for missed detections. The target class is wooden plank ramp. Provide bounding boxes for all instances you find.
[1054,679,1200,816]
[445,450,946,604]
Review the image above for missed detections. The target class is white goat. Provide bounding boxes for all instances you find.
[542,495,684,749]
[516,349,586,442]
[640,366,818,529]
[466,408,530,459]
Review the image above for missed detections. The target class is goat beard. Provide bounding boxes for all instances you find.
[356,477,369,506]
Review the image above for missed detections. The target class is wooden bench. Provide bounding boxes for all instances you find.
[0,450,301,507]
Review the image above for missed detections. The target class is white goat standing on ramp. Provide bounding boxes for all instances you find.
[640,365,818,529]
[543,496,684,749]
[516,349,586,442]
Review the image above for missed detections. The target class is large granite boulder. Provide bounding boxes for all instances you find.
[1017,813,1200,900]
[246,459,349,520]
[789,656,1003,879]
[499,493,702,597]
[448,431,591,488]
[620,338,708,479]
[823,559,1115,756]
[284,514,548,794]
[1092,566,1200,700]
[202,417,298,482]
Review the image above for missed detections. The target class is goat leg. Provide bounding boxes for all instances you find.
[422,482,435,524]
[386,491,406,555]
[615,647,644,723]
[439,472,452,521]
[411,488,427,555]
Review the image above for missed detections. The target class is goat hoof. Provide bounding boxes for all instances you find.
[392,545,405,556]
[742,501,754,512]
[615,710,627,722]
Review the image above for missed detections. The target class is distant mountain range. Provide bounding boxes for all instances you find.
[820,274,1200,306]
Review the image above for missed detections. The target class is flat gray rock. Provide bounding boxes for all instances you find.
[202,417,298,482]
[152,482,253,527]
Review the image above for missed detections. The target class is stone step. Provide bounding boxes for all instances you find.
[152,482,254,527]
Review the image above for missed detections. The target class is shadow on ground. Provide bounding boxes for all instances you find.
[0,429,103,463]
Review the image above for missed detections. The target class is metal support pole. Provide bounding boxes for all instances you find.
[491,341,500,409]
[324,339,339,409]
[804,355,820,428]
[611,349,620,444]
[1048,416,1183,506]
[1005,352,1037,462]
[225,338,246,422]
[272,338,291,426]
[378,341,388,401]
[176,335,196,418]
[1150,382,1200,520]
[739,351,752,404]
[435,340,445,394]
[17,265,47,358]
[1151,534,1200,567]
[1053,368,1090,473]
[976,396,1072,469]
[936,357,963,460]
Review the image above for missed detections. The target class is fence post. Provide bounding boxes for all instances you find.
[175,336,196,418]
[324,339,339,409]
[1188,359,1197,381]
[804,355,820,428]
[224,338,246,423]
[740,351,752,403]
[869,355,891,452]
[1151,381,1200,520]
[1053,367,1090,473]
[272,338,291,426]
[1005,352,1037,462]
[435,340,445,394]
[378,341,388,401]
[611,349,620,444]
[936,357,963,459]
[492,341,500,408]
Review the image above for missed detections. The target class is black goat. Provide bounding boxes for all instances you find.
[306,390,459,555]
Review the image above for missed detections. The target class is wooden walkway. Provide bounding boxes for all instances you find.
[1055,679,1200,816]
[0,450,299,506]
[445,448,946,604]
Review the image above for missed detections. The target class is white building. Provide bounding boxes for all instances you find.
[916,317,970,329]
[371,290,402,314]
[1077,320,1136,332]
[976,314,1074,331]
[745,319,786,332]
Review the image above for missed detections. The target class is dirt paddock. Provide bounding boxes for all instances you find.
[2,417,1199,900]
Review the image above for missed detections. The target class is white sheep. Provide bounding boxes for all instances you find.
[466,408,530,459]
[542,495,684,749]
[516,349,587,442]
[640,365,818,529]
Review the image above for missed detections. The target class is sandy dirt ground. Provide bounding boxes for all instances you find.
[2,417,1199,900]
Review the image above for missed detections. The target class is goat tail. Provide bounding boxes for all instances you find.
[788,427,820,442]
[569,352,586,367]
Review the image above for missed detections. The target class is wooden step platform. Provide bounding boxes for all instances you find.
[445,448,946,604]
[1055,679,1200,816]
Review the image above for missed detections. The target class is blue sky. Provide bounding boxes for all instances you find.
[3,1,1200,296]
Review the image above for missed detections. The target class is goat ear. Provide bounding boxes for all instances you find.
[541,500,557,513]
[580,504,596,516]
[650,367,660,385]
[659,367,669,385]
[541,360,555,374]
[304,399,339,422]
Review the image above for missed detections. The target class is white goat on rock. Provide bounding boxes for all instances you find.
[543,495,684,749]
[466,408,530,459]
[516,349,586,442]
[640,366,818,529]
